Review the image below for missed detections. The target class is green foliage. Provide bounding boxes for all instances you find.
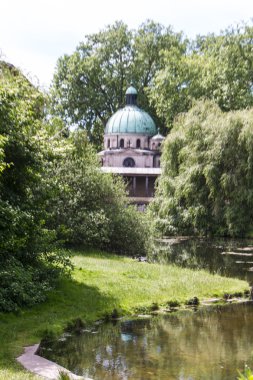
[0,134,7,174]
[0,59,149,312]
[106,203,149,256]
[185,297,199,306]
[150,100,253,237]
[0,257,52,312]
[167,300,180,308]
[57,372,71,380]
[237,365,253,380]
[149,23,253,128]
[150,302,159,311]
[0,63,71,312]
[46,130,149,256]
[65,318,85,334]
[51,21,253,141]
[50,20,185,145]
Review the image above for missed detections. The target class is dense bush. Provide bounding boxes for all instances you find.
[150,100,253,237]
[46,131,149,256]
[0,63,71,312]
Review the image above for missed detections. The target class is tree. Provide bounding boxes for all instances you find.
[149,23,253,128]
[50,20,186,146]
[0,62,70,312]
[51,21,253,143]
[131,21,187,133]
[45,130,149,256]
[193,24,253,111]
[149,100,253,237]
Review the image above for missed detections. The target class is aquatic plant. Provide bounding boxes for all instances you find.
[237,365,253,379]
[57,371,71,380]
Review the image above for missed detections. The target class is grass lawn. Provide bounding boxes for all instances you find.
[0,249,249,379]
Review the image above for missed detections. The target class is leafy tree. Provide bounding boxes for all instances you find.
[149,23,253,128]
[50,20,186,145]
[51,20,253,140]
[147,47,193,128]
[46,130,149,256]
[149,100,253,237]
[0,62,70,312]
[193,24,253,111]
[131,21,187,133]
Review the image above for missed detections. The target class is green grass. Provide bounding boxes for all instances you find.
[0,249,249,379]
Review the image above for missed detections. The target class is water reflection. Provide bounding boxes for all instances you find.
[39,239,253,379]
[152,238,253,282]
[40,303,253,380]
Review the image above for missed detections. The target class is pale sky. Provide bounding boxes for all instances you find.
[0,0,252,89]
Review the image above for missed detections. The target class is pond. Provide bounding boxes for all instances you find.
[152,237,253,282]
[40,303,253,380]
[39,238,253,379]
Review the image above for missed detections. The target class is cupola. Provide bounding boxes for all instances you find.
[105,86,157,136]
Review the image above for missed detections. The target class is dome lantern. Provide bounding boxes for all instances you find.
[126,85,137,105]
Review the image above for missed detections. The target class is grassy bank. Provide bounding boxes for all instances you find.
[0,249,249,379]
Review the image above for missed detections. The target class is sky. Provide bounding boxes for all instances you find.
[0,0,252,89]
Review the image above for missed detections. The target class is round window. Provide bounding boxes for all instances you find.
[123,157,135,167]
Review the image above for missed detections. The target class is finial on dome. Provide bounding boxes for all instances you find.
[126,85,137,105]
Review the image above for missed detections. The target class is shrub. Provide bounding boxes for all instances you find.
[46,131,150,256]
[0,63,71,312]
[237,366,253,380]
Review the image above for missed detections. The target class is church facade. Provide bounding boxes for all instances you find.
[99,86,164,205]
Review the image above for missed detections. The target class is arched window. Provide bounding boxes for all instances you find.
[120,139,124,148]
[136,139,141,148]
[123,157,135,167]
[107,139,110,148]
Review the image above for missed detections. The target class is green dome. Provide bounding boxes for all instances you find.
[105,86,157,135]
[126,85,137,95]
[105,105,157,135]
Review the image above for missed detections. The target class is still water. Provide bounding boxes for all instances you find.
[40,303,253,380]
[152,238,253,282]
[40,239,253,379]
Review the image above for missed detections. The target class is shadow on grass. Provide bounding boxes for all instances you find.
[0,276,118,376]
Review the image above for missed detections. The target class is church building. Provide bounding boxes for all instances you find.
[99,86,164,205]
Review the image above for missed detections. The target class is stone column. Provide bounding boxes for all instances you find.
[133,176,136,196]
[145,176,149,197]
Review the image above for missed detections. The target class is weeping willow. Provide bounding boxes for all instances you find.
[149,100,253,237]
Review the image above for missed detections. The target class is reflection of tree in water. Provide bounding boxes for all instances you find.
[154,305,253,379]
[41,303,253,380]
[153,238,253,280]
